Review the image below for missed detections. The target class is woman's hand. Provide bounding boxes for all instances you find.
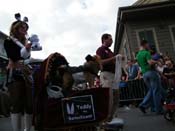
[25,43,32,51]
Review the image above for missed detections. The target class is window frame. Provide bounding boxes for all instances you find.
[169,25,175,53]
[136,28,160,53]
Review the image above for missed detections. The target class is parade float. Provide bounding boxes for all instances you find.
[33,52,111,131]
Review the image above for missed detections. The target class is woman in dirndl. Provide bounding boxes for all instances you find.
[4,14,33,131]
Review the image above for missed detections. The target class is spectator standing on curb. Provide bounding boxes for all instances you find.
[126,59,140,80]
[163,60,175,88]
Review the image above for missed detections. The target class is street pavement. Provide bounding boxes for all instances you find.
[118,107,175,131]
[0,107,175,131]
[0,116,35,131]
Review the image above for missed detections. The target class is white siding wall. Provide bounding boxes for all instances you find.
[125,18,175,60]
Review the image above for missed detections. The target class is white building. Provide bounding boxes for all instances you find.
[114,0,175,61]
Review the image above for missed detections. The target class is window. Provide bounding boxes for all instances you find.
[122,38,130,59]
[0,39,7,57]
[136,28,159,52]
[124,44,129,59]
[169,25,175,52]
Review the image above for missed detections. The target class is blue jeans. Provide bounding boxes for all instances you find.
[139,71,163,113]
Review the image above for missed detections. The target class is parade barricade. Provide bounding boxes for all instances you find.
[119,79,147,102]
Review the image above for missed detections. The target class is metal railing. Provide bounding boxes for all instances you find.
[119,79,147,102]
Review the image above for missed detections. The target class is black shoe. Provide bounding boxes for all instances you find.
[156,110,164,115]
[139,106,146,114]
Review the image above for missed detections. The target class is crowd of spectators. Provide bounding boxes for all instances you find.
[119,50,175,106]
[121,52,175,87]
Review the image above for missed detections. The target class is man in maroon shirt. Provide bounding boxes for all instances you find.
[96,34,116,74]
[96,33,118,121]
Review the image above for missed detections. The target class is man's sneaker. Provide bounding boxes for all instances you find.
[107,118,124,125]
[104,118,124,130]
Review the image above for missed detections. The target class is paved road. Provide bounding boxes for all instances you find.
[118,107,175,131]
[0,117,12,131]
[0,107,175,131]
[0,116,35,131]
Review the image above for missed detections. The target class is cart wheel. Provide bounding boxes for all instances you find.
[164,111,172,121]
